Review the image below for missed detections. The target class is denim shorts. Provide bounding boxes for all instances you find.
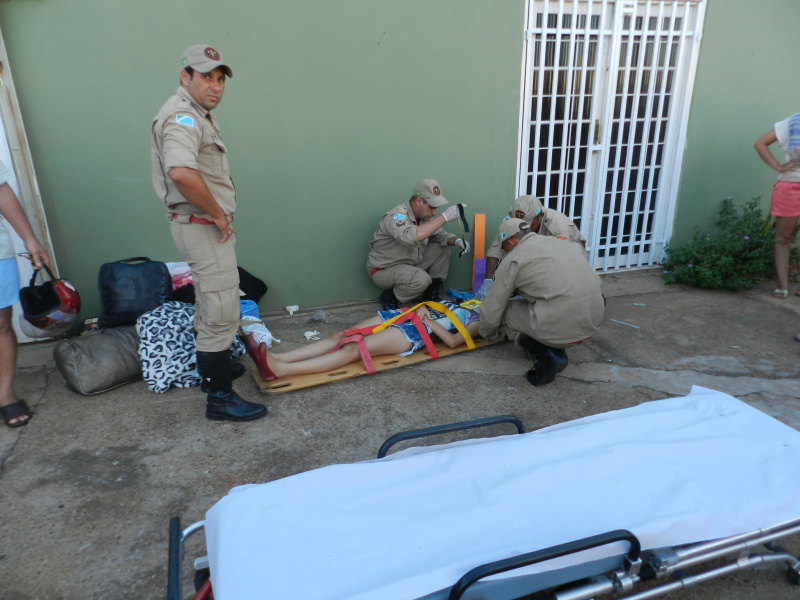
[378,309,432,357]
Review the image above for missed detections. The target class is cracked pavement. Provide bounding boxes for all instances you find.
[1,269,799,599]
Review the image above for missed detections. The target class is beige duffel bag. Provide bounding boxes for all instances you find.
[53,326,142,395]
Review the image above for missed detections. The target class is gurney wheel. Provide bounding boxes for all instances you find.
[194,567,211,592]
[787,566,800,586]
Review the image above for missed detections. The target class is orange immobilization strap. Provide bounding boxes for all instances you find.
[370,301,476,351]
[327,334,376,374]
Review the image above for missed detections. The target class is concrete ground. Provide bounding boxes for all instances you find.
[1,270,799,600]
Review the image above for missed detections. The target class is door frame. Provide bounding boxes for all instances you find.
[516,0,707,270]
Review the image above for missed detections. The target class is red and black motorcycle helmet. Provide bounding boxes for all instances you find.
[18,265,81,338]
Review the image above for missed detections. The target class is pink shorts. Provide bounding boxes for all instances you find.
[771,181,800,217]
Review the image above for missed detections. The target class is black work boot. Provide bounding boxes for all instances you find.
[200,356,246,393]
[378,288,400,310]
[519,334,559,387]
[550,348,569,373]
[420,278,443,302]
[197,350,267,422]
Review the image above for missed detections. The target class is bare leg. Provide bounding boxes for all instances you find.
[266,327,413,377]
[0,306,26,425]
[271,315,384,363]
[774,216,798,293]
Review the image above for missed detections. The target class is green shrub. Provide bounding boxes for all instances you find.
[663,197,781,290]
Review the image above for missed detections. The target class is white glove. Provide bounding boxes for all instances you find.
[455,239,471,254]
[442,203,467,222]
[475,278,492,301]
[487,330,506,343]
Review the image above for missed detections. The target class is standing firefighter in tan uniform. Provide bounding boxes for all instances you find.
[483,195,585,281]
[151,45,266,422]
[367,179,470,310]
[479,219,604,387]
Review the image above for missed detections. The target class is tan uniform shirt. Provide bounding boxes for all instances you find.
[487,209,585,261]
[366,201,455,271]
[151,86,236,215]
[479,233,604,345]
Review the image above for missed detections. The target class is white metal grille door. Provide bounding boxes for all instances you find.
[518,0,706,270]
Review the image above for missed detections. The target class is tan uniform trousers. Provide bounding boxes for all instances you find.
[500,298,592,349]
[170,221,240,352]
[371,242,451,304]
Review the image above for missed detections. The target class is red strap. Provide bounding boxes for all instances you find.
[327,334,376,374]
[343,306,412,338]
[192,578,213,600]
[391,311,439,360]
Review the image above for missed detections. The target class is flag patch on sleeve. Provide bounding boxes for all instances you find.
[176,114,195,127]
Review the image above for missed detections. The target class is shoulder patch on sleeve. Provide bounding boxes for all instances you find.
[175,114,195,128]
[393,213,405,220]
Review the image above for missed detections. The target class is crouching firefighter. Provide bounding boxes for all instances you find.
[478,219,604,387]
[366,179,471,310]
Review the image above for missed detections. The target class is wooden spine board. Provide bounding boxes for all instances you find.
[251,338,500,394]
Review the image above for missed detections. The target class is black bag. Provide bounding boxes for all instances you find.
[171,266,268,304]
[237,266,268,302]
[53,326,142,395]
[98,257,172,327]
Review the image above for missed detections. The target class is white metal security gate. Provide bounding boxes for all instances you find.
[517,0,706,269]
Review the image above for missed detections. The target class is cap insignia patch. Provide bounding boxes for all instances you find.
[415,191,423,197]
[515,210,525,219]
[181,57,189,66]
[500,232,507,240]
[432,186,441,196]
[204,47,221,61]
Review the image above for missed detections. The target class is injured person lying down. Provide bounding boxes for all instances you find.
[246,300,481,381]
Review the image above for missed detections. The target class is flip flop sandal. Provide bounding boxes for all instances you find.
[1,400,33,428]
[773,289,788,299]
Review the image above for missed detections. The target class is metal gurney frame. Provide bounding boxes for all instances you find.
[166,389,800,600]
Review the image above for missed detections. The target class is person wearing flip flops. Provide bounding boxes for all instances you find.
[0,159,49,427]
[478,219,604,387]
[755,114,800,300]
[367,179,470,311]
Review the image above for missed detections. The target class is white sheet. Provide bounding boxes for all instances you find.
[205,387,800,600]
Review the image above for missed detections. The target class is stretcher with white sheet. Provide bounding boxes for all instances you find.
[167,387,800,599]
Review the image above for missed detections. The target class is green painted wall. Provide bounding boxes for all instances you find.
[2,0,796,319]
[0,0,524,316]
[673,0,800,246]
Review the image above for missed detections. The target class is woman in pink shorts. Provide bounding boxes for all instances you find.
[755,113,800,299]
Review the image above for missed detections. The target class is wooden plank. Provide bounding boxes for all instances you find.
[250,338,501,394]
